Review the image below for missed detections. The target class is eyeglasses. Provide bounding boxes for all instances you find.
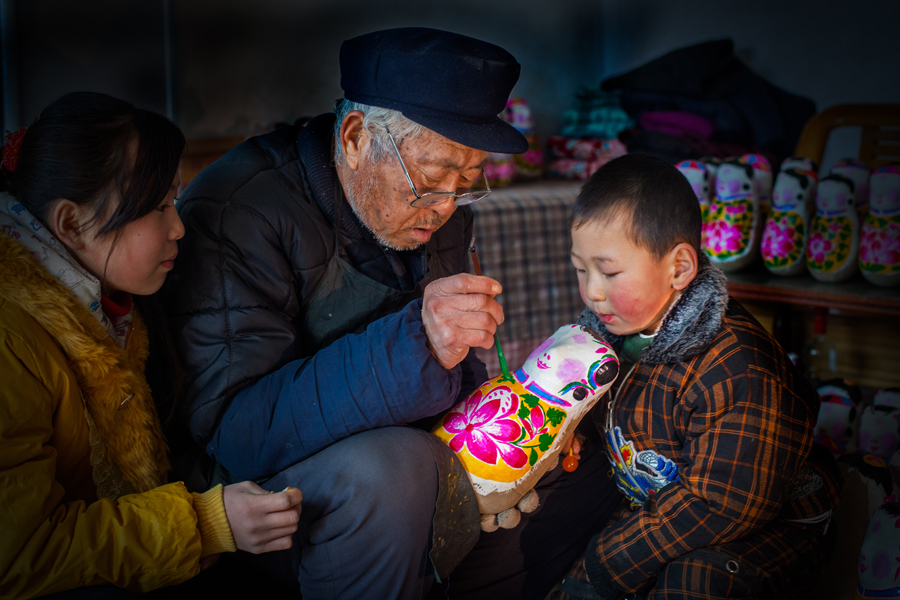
[386,128,491,208]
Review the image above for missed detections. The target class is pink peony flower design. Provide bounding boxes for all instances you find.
[706,220,744,254]
[443,386,527,468]
[761,221,796,261]
[807,231,834,265]
[860,226,900,265]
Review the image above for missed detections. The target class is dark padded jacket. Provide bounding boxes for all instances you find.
[161,114,485,480]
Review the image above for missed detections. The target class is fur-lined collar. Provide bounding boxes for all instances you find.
[0,232,168,493]
[578,253,729,365]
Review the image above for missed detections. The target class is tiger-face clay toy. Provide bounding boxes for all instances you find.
[859,163,900,288]
[780,156,819,174]
[433,324,619,514]
[762,168,817,276]
[706,160,759,271]
[807,174,860,283]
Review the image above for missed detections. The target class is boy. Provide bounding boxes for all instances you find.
[557,154,841,599]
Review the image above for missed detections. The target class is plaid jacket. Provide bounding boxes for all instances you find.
[576,255,841,598]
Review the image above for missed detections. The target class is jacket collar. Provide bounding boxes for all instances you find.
[578,253,729,365]
[0,231,168,493]
[296,113,372,240]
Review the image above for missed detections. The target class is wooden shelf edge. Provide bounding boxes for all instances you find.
[727,280,900,317]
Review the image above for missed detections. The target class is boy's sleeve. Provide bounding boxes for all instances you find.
[583,367,814,596]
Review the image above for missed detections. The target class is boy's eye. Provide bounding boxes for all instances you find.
[602,272,620,278]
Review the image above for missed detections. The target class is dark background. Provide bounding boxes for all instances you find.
[2,0,898,171]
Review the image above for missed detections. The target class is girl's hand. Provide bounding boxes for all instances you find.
[223,481,303,554]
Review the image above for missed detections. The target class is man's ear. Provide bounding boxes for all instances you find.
[670,242,698,291]
[48,199,89,251]
[339,111,369,171]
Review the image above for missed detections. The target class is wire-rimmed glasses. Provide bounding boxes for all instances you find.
[386,128,492,208]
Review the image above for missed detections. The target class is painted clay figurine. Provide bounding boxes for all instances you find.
[859,388,900,460]
[432,324,619,515]
[831,158,870,215]
[740,153,774,224]
[761,169,817,276]
[780,156,819,174]
[807,174,860,283]
[859,163,900,288]
[814,378,861,455]
[706,160,759,271]
[675,159,711,249]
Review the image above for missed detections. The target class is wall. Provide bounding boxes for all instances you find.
[7,0,897,149]
[598,0,900,170]
[172,0,602,141]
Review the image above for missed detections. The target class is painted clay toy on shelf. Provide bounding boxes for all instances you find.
[859,163,900,288]
[706,160,759,271]
[780,156,819,174]
[807,174,860,283]
[859,388,900,460]
[432,324,619,517]
[762,168,817,276]
[675,159,711,248]
[831,158,871,215]
[814,378,862,456]
[739,153,774,223]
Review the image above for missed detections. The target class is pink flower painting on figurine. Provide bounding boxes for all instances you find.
[860,225,900,266]
[761,220,796,261]
[807,231,834,266]
[706,220,743,255]
[443,386,527,468]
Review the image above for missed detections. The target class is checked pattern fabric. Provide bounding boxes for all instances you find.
[469,180,584,376]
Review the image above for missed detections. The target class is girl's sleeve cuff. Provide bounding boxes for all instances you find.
[192,484,237,557]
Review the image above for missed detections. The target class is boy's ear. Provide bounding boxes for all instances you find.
[339,110,369,171]
[670,242,698,291]
[48,199,89,251]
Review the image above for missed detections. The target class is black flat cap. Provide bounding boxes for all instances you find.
[340,27,528,154]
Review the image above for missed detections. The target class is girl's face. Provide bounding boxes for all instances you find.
[77,173,184,295]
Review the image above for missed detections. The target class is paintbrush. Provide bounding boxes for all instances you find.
[469,236,513,381]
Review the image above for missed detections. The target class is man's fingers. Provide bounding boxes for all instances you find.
[429,273,501,297]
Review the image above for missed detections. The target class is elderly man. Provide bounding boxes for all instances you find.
[163,27,618,599]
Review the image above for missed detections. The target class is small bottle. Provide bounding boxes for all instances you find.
[802,307,838,386]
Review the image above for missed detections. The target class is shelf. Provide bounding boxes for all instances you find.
[726,267,900,317]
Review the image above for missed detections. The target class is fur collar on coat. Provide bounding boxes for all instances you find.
[0,232,168,493]
[578,253,730,365]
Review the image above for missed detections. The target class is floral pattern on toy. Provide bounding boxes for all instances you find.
[706,198,755,260]
[807,214,853,273]
[433,324,618,484]
[762,210,805,268]
[860,215,900,275]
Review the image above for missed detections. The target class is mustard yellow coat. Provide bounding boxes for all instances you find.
[0,233,234,599]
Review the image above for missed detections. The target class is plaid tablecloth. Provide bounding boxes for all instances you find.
[469,180,585,375]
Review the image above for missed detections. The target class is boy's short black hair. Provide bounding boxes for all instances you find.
[572,154,702,259]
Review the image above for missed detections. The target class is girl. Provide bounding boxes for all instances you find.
[0,92,302,599]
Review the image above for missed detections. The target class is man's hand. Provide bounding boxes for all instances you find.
[223,481,303,554]
[422,273,504,370]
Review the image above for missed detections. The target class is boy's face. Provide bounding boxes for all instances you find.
[571,211,678,336]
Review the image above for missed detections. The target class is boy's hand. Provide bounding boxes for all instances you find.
[561,432,585,462]
[223,481,302,554]
[422,273,504,370]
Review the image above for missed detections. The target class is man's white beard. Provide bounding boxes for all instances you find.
[343,166,446,251]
